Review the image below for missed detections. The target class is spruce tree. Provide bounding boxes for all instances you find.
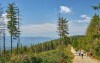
[86,14,100,50]
[16,8,21,54]
[57,16,69,45]
[6,3,18,55]
[92,3,100,10]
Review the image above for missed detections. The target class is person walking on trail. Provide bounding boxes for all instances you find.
[79,50,81,56]
[90,49,93,58]
[81,50,84,59]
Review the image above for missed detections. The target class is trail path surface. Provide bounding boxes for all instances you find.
[71,47,100,63]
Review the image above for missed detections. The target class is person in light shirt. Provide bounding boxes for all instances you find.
[81,50,84,59]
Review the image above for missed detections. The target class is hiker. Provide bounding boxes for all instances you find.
[78,50,81,56]
[90,49,93,58]
[81,50,84,59]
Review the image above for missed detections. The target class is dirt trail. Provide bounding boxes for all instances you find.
[71,47,100,63]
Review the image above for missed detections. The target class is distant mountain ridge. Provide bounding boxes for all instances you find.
[3,36,54,50]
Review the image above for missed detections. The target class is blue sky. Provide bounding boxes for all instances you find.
[0,0,100,38]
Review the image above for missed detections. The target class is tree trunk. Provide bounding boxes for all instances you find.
[3,33,5,56]
[11,35,12,55]
[17,43,18,54]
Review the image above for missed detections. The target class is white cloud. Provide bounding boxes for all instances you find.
[80,15,87,18]
[68,15,91,35]
[69,21,87,36]
[2,13,8,24]
[0,13,7,31]
[60,6,71,14]
[2,13,7,17]
[21,23,58,37]
[78,15,91,23]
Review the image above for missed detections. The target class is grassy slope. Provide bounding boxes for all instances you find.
[6,45,74,63]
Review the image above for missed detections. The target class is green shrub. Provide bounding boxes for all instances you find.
[31,56,43,63]
[36,45,74,63]
[0,57,7,63]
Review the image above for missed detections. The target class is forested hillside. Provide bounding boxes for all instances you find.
[71,14,100,60]
[0,39,74,63]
